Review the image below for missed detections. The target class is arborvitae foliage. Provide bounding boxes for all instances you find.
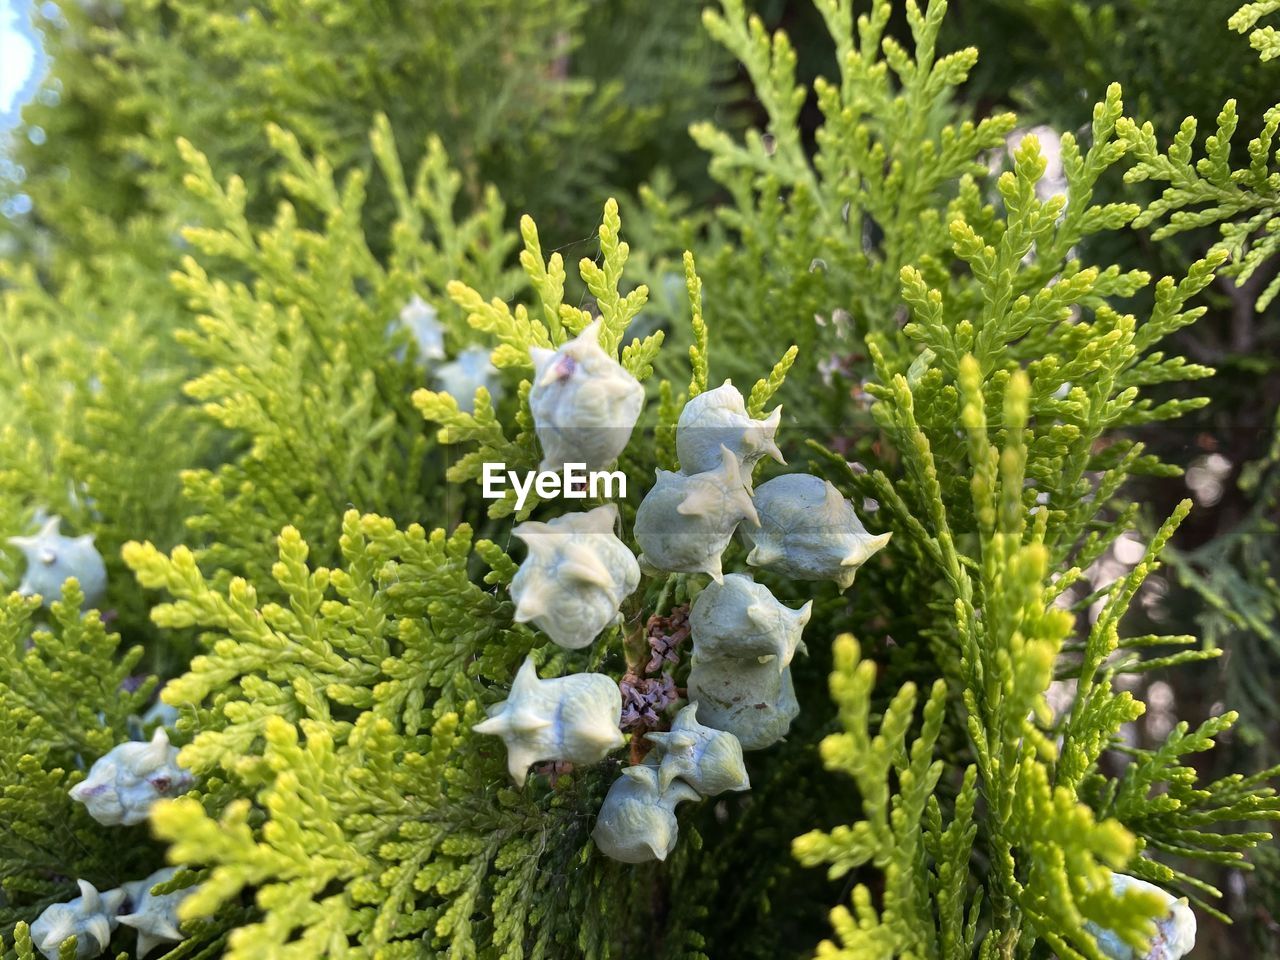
[1120,97,1280,311]
[2,0,1280,958]
[678,0,1019,391]
[1106,12,1280,942]
[0,229,199,666]
[929,5,1280,946]
[0,583,154,921]
[119,203,801,959]
[659,0,1280,954]
[1230,2,1280,60]
[168,117,519,584]
[953,0,1280,136]
[126,516,553,957]
[1,0,731,596]
[1108,12,1280,694]
[4,0,728,256]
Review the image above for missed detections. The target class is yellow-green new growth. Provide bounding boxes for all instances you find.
[1230,1,1280,59]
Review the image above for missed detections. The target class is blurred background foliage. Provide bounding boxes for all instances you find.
[1,0,1278,955]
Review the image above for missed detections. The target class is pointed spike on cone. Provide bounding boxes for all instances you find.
[85,915,112,949]
[745,601,773,631]
[795,600,814,627]
[508,707,553,736]
[472,714,506,736]
[712,380,748,415]
[667,781,702,807]
[676,483,722,518]
[598,376,638,399]
[705,553,724,584]
[38,916,74,952]
[511,520,551,545]
[584,723,625,751]
[716,445,744,484]
[717,451,760,524]
[76,878,99,907]
[579,318,603,347]
[667,732,698,751]
[506,735,549,784]
[530,346,556,374]
[38,516,63,538]
[621,764,660,787]
[513,591,547,623]
[510,656,542,690]
[822,480,849,511]
[137,728,172,772]
[760,406,785,461]
[747,540,783,567]
[644,730,669,749]
[657,764,679,792]
[841,532,892,565]
[558,543,614,589]
[100,887,126,914]
[538,367,562,388]
[137,931,165,959]
[507,754,532,787]
[583,502,619,534]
